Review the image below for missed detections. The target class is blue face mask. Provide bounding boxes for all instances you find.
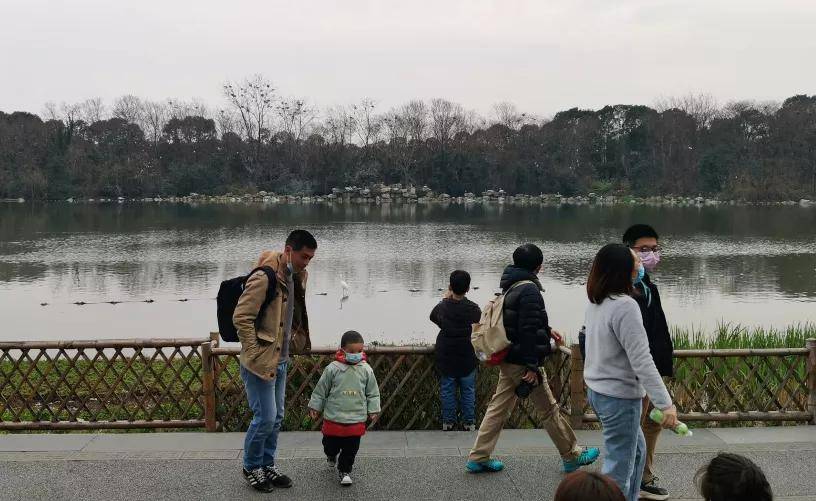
[344,352,363,364]
[633,264,645,284]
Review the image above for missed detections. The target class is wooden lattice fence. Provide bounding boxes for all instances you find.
[0,338,207,430]
[2,335,814,431]
[210,344,573,432]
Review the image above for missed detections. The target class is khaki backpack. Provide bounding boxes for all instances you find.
[471,280,533,361]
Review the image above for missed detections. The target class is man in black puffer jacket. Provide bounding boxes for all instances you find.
[467,244,599,474]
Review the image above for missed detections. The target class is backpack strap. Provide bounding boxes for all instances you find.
[246,266,277,326]
[506,279,535,293]
[507,280,535,292]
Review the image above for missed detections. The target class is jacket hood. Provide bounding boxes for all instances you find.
[499,265,543,292]
[256,250,307,282]
[256,250,283,271]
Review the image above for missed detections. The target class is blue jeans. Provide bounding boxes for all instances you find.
[241,361,288,470]
[440,370,476,424]
[588,389,646,501]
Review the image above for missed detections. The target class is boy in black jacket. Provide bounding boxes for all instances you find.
[430,270,482,431]
[624,224,673,501]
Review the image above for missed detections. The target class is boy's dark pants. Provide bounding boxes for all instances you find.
[323,435,361,473]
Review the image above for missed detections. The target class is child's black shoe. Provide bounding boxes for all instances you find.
[338,470,353,486]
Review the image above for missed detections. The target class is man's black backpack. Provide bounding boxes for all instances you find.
[217,266,277,343]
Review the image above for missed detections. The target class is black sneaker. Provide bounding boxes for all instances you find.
[263,465,293,488]
[243,467,273,492]
[338,470,353,486]
[640,477,669,500]
[327,455,337,469]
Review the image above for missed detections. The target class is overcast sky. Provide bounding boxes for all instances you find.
[2,0,815,118]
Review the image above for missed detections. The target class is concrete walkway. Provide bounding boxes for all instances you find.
[1,426,814,500]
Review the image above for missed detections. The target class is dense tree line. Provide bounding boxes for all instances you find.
[1,76,814,200]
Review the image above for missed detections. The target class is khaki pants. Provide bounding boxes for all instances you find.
[469,363,582,462]
[640,396,662,483]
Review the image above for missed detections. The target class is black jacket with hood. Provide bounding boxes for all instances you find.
[500,265,554,369]
[430,297,482,378]
[634,273,674,377]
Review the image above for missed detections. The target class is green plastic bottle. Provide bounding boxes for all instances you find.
[649,408,693,436]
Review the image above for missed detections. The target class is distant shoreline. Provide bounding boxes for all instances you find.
[3,187,815,208]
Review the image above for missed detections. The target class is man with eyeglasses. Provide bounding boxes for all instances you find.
[622,224,673,501]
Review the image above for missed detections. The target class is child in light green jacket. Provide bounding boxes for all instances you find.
[308,331,380,486]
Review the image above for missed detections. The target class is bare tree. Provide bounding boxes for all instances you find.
[167,98,210,120]
[382,108,408,143]
[42,101,59,121]
[223,74,276,146]
[42,101,82,130]
[112,95,144,124]
[350,98,382,148]
[654,92,719,129]
[462,109,487,134]
[429,98,465,147]
[492,101,526,130]
[141,100,169,146]
[276,98,319,142]
[321,105,356,145]
[79,98,106,123]
[215,108,239,137]
[719,100,756,119]
[401,100,428,142]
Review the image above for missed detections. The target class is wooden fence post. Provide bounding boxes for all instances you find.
[209,331,220,347]
[569,343,586,430]
[807,338,816,425]
[201,341,217,432]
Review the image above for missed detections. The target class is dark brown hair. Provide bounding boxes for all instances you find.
[696,452,772,501]
[554,471,625,501]
[587,243,635,304]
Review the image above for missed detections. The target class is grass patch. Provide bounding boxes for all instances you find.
[671,322,813,349]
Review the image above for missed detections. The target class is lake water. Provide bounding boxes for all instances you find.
[1,202,815,347]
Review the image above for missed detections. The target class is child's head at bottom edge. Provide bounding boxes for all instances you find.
[341,330,365,354]
[696,452,772,501]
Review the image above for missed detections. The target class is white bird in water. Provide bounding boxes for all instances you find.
[340,280,350,298]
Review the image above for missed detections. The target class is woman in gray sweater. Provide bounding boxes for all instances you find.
[583,243,678,501]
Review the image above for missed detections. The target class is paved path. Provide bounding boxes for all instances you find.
[1,427,815,500]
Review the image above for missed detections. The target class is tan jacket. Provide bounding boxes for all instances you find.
[233,250,312,380]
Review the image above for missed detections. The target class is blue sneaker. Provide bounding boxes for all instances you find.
[466,458,505,473]
[562,447,600,473]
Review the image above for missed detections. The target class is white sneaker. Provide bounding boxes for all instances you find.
[339,472,353,486]
[442,423,455,431]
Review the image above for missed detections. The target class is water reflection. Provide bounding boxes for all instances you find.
[1,202,815,343]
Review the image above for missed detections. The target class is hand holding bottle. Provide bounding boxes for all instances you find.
[650,408,692,436]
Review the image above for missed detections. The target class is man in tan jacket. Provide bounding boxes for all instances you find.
[233,230,316,492]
